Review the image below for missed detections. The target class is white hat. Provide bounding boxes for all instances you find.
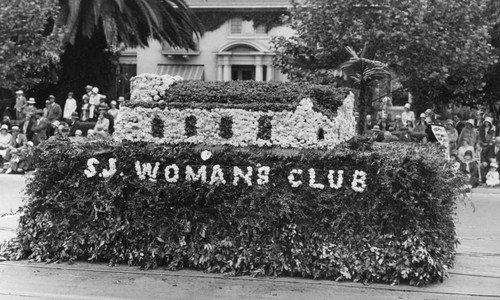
[395,115,401,119]
[484,117,493,125]
[0,124,8,130]
[11,126,20,131]
[491,162,498,168]
[75,130,82,136]
[92,87,99,93]
[420,113,426,118]
[15,90,23,94]
[111,100,117,105]
[404,103,411,109]
[27,141,34,147]
[28,98,36,104]
[466,119,475,126]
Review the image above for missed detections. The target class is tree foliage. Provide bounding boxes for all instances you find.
[0,0,63,90]
[272,0,496,105]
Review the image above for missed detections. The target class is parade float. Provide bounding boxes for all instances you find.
[2,74,464,286]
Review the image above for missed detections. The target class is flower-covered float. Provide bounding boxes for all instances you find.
[4,73,464,287]
[114,74,356,149]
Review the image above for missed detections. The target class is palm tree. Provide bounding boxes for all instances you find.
[337,46,391,135]
[56,0,203,49]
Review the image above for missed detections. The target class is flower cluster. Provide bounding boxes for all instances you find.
[233,166,253,186]
[84,158,99,178]
[209,165,226,186]
[164,164,180,183]
[328,170,344,189]
[288,169,303,187]
[130,73,183,102]
[100,158,117,179]
[308,168,325,189]
[256,166,270,185]
[114,94,356,149]
[135,161,160,182]
[352,170,367,192]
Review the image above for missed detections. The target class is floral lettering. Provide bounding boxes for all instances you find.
[164,164,180,183]
[352,170,367,193]
[308,168,325,189]
[256,166,270,185]
[185,165,207,183]
[210,165,226,186]
[84,158,99,178]
[288,169,303,188]
[328,170,344,189]
[233,166,253,186]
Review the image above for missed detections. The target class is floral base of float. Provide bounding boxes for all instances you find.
[84,152,367,193]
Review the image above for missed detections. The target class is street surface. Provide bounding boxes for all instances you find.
[0,174,499,299]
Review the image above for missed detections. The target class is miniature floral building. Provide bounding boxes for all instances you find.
[114,74,356,149]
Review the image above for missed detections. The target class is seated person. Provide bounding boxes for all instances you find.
[94,111,110,138]
[460,150,479,188]
[485,162,500,187]
[0,124,12,164]
[389,115,404,132]
[480,137,500,183]
[458,140,475,161]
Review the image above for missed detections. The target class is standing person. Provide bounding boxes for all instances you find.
[457,119,477,149]
[460,150,480,188]
[0,124,12,164]
[117,96,125,108]
[81,95,90,121]
[14,90,27,120]
[478,116,495,147]
[401,103,415,128]
[108,101,119,119]
[445,119,459,152]
[23,98,37,124]
[31,110,50,145]
[63,92,77,122]
[85,85,93,98]
[89,87,101,121]
[43,99,50,118]
[46,95,62,123]
[453,113,466,135]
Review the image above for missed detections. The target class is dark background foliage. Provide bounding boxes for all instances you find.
[2,139,464,286]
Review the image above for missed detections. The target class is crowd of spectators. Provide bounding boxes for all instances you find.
[366,101,500,189]
[0,87,126,174]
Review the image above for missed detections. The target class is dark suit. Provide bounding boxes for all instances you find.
[46,103,62,122]
[31,117,50,145]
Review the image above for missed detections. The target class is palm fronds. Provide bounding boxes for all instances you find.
[339,46,391,84]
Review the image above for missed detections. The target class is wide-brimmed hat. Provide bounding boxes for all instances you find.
[11,126,20,131]
[395,115,401,119]
[445,119,454,126]
[111,100,117,106]
[491,162,498,168]
[75,129,82,136]
[27,98,36,104]
[85,85,92,90]
[0,124,8,130]
[419,113,426,118]
[15,90,23,94]
[372,125,380,132]
[71,112,79,119]
[484,116,493,125]
[466,119,475,126]
[48,95,55,99]
[404,103,411,109]
[92,87,99,93]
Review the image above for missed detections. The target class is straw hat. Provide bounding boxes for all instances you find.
[27,98,36,104]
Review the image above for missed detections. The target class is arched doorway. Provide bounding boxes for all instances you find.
[216,41,274,82]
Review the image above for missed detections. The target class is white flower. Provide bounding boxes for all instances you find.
[352,170,367,193]
[288,169,303,188]
[209,165,226,186]
[308,168,325,189]
[185,165,207,183]
[101,158,117,179]
[328,170,344,189]
[84,158,99,178]
[233,166,253,186]
[135,161,160,182]
[201,150,212,161]
[256,166,270,185]
[164,164,180,183]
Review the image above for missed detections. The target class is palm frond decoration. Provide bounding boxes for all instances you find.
[339,46,391,85]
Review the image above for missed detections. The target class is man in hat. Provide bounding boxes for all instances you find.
[85,85,93,97]
[5,125,27,161]
[14,90,27,121]
[68,112,81,136]
[453,113,466,135]
[31,109,50,145]
[89,87,101,121]
[46,95,62,123]
[23,98,37,121]
[97,103,114,135]
[401,103,415,128]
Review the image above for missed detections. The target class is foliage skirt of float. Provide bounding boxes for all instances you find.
[3,139,463,286]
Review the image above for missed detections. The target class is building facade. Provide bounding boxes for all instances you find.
[116,0,293,97]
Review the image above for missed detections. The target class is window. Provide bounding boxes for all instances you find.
[230,18,243,34]
[255,24,266,34]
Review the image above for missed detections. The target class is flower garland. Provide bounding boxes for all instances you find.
[100,158,117,179]
[233,166,253,186]
[130,73,183,102]
[209,164,226,186]
[288,169,303,188]
[135,161,160,182]
[84,158,100,178]
[165,164,180,183]
[328,170,344,189]
[351,170,367,193]
[256,166,270,185]
[308,168,325,189]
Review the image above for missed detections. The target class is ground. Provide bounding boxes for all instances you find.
[0,174,499,299]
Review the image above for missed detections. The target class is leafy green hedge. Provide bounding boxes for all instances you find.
[2,139,464,286]
[125,81,350,117]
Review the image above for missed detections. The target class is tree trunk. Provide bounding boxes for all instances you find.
[357,82,367,135]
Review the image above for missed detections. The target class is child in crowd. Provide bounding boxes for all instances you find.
[460,150,479,188]
[63,92,77,122]
[485,162,500,187]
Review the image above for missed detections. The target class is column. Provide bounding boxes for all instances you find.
[223,56,231,82]
[255,56,263,82]
[266,64,273,81]
[217,64,223,82]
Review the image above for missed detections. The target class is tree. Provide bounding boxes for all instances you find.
[56,0,203,49]
[338,46,391,135]
[272,0,496,111]
[0,0,63,90]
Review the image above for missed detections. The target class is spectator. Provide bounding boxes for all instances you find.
[68,112,80,136]
[117,96,125,108]
[376,104,388,121]
[371,125,383,142]
[14,90,27,120]
[23,98,37,123]
[86,129,96,139]
[46,95,62,123]
[445,119,459,152]
[99,104,114,134]
[81,95,90,121]
[401,103,415,127]
[31,109,50,146]
[460,150,480,188]
[43,99,50,118]
[453,113,466,135]
[378,117,390,131]
[0,124,12,164]
[389,115,404,132]
[485,162,500,187]
[71,130,85,142]
[450,152,460,171]
[89,87,101,120]
[457,119,477,148]
[17,141,35,173]
[5,126,27,160]
[478,116,495,147]
[458,140,475,161]
[474,143,483,162]
[63,92,77,122]
[365,115,375,131]
[93,111,110,138]
[23,113,36,142]
[85,85,93,98]
[1,115,11,130]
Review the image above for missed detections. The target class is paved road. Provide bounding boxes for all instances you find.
[0,175,499,299]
